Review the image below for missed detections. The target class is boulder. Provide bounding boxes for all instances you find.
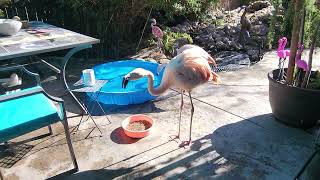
[247,1,272,13]
[251,24,268,36]
[216,41,228,50]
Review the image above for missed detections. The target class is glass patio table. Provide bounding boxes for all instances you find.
[0,21,100,117]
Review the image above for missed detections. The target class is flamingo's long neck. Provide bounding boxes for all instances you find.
[281,38,287,49]
[146,72,171,96]
[296,48,303,61]
[277,41,283,51]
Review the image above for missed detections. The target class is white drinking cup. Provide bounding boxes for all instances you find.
[82,69,96,86]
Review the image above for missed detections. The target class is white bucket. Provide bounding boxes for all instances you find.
[82,69,96,86]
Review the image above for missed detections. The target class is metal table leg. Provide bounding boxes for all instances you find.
[87,90,111,124]
[61,45,92,114]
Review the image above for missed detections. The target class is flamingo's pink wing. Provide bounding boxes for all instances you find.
[277,50,286,58]
[152,26,163,38]
[296,60,308,71]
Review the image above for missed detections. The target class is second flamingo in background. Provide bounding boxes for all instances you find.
[277,37,290,81]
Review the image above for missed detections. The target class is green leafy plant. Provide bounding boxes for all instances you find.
[308,71,320,89]
[285,0,320,86]
[0,0,217,58]
[267,0,320,49]
[162,30,193,54]
[0,0,10,7]
[148,0,219,20]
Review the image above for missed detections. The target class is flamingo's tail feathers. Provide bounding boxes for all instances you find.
[211,71,222,84]
[208,56,217,68]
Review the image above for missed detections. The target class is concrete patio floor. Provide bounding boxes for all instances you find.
[1,51,320,179]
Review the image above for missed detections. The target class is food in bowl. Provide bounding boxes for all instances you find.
[122,114,154,138]
[127,120,152,131]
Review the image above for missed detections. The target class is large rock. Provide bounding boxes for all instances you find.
[214,51,251,72]
[130,47,169,64]
[216,41,228,50]
[247,1,272,13]
[251,24,268,36]
[168,0,273,64]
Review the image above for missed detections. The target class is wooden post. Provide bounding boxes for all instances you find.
[299,7,306,45]
[301,24,320,88]
[286,0,305,85]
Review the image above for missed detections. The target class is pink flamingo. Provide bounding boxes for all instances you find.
[277,37,290,81]
[157,44,218,75]
[295,44,308,71]
[122,47,221,147]
[294,44,308,86]
[150,18,164,53]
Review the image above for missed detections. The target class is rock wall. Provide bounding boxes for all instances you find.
[219,0,241,10]
[171,1,274,62]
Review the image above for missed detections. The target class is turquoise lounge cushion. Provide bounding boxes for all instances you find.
[0,86,62,143]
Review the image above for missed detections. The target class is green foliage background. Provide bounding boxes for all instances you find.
[267,0,320,49]
[0,0,218,58]
[1,0,319,58]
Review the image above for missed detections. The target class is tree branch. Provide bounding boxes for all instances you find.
[286,0,305,85]
[301,24,320,88]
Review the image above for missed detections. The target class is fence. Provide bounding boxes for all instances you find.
[1,0,149,59]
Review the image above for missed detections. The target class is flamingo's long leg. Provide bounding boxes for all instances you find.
[188,91,194,144]
[277,58,283,80]
[281,58,286,81]
[179,91,194,147]
[178,90,184,139]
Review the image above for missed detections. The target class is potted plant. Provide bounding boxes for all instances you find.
[268,0,320,128]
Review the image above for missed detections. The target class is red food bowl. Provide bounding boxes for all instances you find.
[122,114,154,138]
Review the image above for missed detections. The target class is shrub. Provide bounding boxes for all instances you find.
[162,30,193,54]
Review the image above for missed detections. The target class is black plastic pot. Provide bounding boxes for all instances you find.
[268,69,320,129]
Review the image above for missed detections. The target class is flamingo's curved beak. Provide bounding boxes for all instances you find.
[122,77,129,89]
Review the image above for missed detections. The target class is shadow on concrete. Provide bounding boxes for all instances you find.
[0,131,54,168]
[47,113,311,179]
[110,127,140,144]
[83,91,179,116]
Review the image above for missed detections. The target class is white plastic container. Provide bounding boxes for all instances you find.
[82,69,96,86]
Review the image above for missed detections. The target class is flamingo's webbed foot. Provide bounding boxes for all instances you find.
[179,140,192,147]
[169,135,180,141]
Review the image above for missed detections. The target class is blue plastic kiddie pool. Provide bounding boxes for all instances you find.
[89,59,164,105]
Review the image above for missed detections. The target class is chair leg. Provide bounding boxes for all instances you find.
[48,125,53,135]
[61,120,79,172]
[0,169,3,180]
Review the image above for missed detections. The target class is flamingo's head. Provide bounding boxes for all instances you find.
[281,37,287,46]
[238,5,247,13]
[122,68,150,89]
[278,37,287,49]
[157,63,167,75]
[150,18,157,26]
[282,37,287,42]
[298,43,304,52]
